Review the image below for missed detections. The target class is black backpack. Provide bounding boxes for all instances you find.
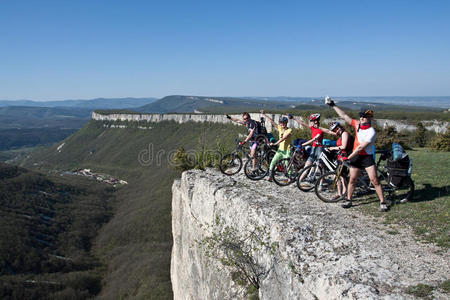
[256,118,267,136]
[249,119,266,137]
[386,154,410,188]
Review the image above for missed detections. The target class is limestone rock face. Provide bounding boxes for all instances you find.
[92,112,448,133]
[171,169,449,300]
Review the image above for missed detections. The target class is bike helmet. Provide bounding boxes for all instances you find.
[309,113,321,121]
[279,116,289,123]
[329,121,341,131]
[359,107,374,118]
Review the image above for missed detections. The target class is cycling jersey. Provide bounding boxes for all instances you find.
[337,132,354,157]
[351,119,376,155]
[310,126,324,147]
[277,125,292,151]
[246,120,258,141]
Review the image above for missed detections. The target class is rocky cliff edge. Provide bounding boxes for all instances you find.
[171,169,449,300]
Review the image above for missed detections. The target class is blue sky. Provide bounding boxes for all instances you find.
[1,0,449,100]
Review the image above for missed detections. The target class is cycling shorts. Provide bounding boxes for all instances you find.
[307,146,322,163]
[250,141,259,151]
[349,154,375,169]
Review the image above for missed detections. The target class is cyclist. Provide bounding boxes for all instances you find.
[325,97,388,211]
[260,110,292,181]
[322,122,354,158]
[226,112,259,174]
[320,121,354,199]
[291,113,324,183]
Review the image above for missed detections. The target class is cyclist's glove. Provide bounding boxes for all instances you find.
[325,96,336,107]
[239,141,246,145]
[226,114,232,119]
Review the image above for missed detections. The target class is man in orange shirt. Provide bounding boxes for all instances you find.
[325,96,388,211]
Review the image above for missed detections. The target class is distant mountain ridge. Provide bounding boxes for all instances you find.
[0,97,157,109]
[135,95,298,113]
[0,106,91,129]
[135,95,447,114]
[2,96,448,111]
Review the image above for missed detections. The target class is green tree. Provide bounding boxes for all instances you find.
[414,122,427,147]
[430,128,450,152]
[375,126,397,149]
[171,147,192,171]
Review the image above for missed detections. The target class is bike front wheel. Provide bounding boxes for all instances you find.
[297,165,323,192]
[314,171,347,203]
[219,154,242,176]
[244,157,269,180]
[272,158,298,186]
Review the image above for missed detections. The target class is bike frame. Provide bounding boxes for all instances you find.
[304,148,336,179]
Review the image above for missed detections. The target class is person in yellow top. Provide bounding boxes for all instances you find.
[260,110,292,181]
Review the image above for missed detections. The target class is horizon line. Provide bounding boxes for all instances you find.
[1,95,450,102]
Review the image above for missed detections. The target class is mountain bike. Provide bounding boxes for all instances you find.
[314,150,415,203]
[296,147,337,192]
[219,139,250,176]
[243,136,277,180]
[271,144,309,186]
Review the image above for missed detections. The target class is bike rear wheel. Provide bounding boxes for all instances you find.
[297,165,323,192]
[272,158,299,186]
[314,171,347,203]
[384,177,415,204]
[219,154,242,175]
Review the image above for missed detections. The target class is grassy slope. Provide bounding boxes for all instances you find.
[21,120,244,299]
[356,148,450,248]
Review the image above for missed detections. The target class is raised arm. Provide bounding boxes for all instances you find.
[325,97,352,125]
[319,126,337,136]
[226,114,245,125]
[260,110,277,128]
[292,116,308,128]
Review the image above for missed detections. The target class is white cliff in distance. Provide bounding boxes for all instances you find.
[92,112,448,133]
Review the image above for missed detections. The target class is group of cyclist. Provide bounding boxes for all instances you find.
[227,96,389,212]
